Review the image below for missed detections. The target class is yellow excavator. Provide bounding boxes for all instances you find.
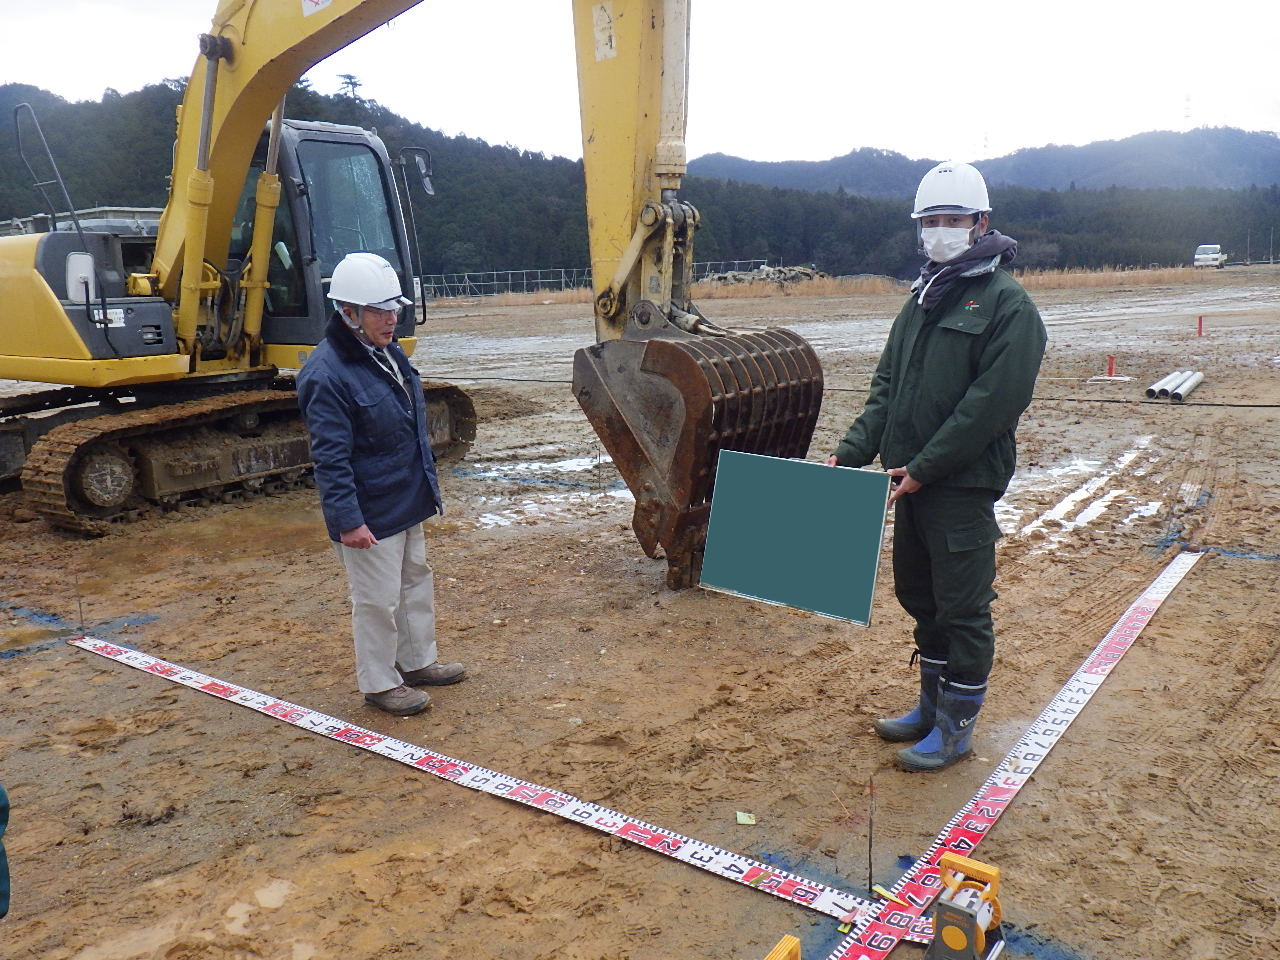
[0,0,822,588]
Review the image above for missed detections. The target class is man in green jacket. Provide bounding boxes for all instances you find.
[827,160,1047,772]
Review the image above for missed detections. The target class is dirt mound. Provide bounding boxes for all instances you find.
[702,264,827,286]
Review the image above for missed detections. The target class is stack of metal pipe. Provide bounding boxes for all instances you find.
[1145,370,1204,402]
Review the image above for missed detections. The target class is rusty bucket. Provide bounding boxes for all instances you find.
[574,327,823,588]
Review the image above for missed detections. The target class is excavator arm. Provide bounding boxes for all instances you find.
[148,0,422,358]
[573,0,695,337]
[572,0,824,588]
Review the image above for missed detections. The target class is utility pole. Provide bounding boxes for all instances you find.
[1270,226,1274,264]
[1246,229,1251,264]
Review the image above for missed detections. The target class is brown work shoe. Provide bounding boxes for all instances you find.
[400,661,467,686]
[364,684,430,716]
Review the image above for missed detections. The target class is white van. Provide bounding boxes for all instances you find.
[1193,244,1227,268]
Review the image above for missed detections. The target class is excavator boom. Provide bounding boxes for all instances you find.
[153,0,422,355]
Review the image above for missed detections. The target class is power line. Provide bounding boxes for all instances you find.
[421,375,1280,410]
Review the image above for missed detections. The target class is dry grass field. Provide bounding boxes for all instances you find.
[479,264,1230,309]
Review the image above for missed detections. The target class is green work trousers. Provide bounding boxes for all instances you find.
[892,485,1002,685]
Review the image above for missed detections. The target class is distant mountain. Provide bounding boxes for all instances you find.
[688,148,934,197]
[689,128,1280,195]
[4,82,1278,277]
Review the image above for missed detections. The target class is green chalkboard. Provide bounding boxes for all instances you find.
[700,451,891,625]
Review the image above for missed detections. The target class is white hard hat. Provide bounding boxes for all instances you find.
[328,252,412,309]
[911,161,991,219]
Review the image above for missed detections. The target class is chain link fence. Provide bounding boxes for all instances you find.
[420,260,769,299]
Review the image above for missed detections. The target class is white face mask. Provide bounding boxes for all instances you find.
[920,225,973,263]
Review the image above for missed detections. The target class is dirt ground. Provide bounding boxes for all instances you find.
[2,266,1279,960]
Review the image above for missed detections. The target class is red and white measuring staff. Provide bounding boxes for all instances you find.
[69,637,877,922]
[70,549,1200,956]
[828,549,1203,958]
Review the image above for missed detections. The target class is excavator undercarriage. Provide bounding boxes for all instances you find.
[10,380,474,535]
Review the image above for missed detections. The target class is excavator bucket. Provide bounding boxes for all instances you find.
[574,328,823,589]
[421,380,478,461]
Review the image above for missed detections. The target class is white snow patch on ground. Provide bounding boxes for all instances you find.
[1124,501,1163,523]
[473,489,632,529]
[998,438,1167,554]
[467,455,611,478]
[1017,437,1153,539]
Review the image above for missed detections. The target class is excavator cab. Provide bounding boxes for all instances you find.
[0,103,472,532]
[228,121,474,461]
[572,0,823,588]
[225,119,420,349]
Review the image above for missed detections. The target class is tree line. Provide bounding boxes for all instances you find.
[3,81,1278,280]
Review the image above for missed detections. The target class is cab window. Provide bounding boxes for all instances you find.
[296,140,402,286]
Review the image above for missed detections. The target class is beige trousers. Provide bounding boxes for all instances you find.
[335,524,437,694]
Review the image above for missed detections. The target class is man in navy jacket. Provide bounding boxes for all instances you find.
[297,253,465,716]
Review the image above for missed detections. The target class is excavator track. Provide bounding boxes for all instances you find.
[21,380,476,535]
[22,391,310,535]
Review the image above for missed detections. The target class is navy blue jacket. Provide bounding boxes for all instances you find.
[297,313,442,542]
[1,783,8,918]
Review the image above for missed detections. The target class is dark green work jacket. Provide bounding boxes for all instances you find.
[833,268,1046,494]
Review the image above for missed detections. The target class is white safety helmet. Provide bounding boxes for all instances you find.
[911,161,991,219]
[328,252,412,310]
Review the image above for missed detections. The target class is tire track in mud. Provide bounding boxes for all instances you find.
[986,410,1280,958]
[996,424,1225,670]
[1155,428,1221,550]
[1101,559,1280,959]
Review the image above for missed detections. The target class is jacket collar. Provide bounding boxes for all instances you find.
[325,311,367,363]
[325,310,404,365]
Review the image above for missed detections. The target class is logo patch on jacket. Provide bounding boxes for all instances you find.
[962,300,980,311]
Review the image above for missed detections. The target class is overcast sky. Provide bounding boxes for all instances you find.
[4,1,1277,164]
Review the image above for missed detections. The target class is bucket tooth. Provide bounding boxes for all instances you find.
[574,328,823,588]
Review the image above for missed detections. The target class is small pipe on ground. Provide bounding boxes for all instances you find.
[1171,372,1204,402]
[1147,371,1186,398]
[1159,371,1194,397]
[1165,370,1200,397]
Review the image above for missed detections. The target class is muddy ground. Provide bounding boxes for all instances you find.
[2,266,1279,960]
